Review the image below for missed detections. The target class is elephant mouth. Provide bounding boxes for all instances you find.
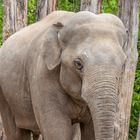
[82,65,121,140]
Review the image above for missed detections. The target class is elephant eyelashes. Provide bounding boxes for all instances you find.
[74,58,83,71]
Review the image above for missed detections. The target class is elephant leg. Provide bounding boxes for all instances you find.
[1,105,31,140]
[0,88,17,140]
[72,123,81,140]
[0,87,31,140]
[38,109,73,140]
[80,118,95,140]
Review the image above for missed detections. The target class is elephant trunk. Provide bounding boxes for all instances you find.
[82,66,120,140]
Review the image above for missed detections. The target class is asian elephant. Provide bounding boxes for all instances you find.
[0,11,127,140]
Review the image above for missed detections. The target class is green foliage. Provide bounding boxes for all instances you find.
[129,92,140,140]
[0,0,3,46]
[58,0,80,12]
[102,0,118,15]
[28,0,37,24]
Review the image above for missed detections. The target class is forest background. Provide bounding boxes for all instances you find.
[0,0,139,140]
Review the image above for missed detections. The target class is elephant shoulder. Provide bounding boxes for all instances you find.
[0,11,75,74]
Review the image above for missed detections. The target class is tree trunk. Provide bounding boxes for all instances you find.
[37,0,57,21]
[80,0,102,14]
[118,0,139,140]
[137,114,140,140]
[3,0,27,41]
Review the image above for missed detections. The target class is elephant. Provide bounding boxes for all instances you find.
[0,10,127,140]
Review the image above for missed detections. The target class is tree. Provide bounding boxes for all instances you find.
[3,0,28,41]
[118,0,139,139]
[80,0,102,14]
[37,0,57,21]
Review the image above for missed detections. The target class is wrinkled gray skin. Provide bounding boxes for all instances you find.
[0,11,126,140]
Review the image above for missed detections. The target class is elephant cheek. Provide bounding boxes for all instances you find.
[60,64,82,99]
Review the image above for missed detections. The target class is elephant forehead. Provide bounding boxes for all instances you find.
[63,34,125,65]
[63,37,116,60]
[74,11,124,28]
[63,25,119,48]
[60,14,126,46]
[62,11,125,31]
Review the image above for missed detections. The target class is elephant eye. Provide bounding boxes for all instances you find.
[74,58,83,70]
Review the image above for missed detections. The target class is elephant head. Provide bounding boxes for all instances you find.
[42,11,127,140]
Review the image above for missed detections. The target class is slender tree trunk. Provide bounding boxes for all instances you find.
[3,0,27,41]
[137,114,140,140]
[37,0,57,21]
[118,0,139,140]
[80,0,102,14]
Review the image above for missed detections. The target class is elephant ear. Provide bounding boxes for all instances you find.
[113,19,127,52]
[42,22,64,70]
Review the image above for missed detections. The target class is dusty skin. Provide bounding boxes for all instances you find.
[0,11,127,140]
